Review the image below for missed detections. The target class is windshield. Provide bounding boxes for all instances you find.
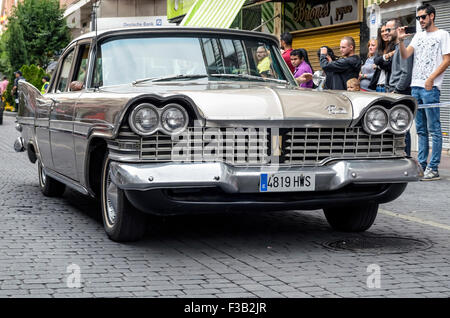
[92,35,291,86]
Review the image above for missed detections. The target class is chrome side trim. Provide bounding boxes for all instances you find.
[17,116,35,126]
[44,167,94,197]
[49,120,73,133]
[109,158,422,194]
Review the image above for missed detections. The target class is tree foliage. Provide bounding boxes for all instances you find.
[5,0,70,70]
[4,21,29,72]
[1,0,70,107]
[21,64,50,91]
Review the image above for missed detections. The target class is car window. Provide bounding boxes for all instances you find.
[94,37,206,87]
[73,44,90,84]
[203,39,276,78]
[56,50,75,93]
[202,38,224,74]
[92,36,289,87]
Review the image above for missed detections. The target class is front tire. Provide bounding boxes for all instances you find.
[101,154,146,242]
[323,203,379,232]
[38,160,65,197]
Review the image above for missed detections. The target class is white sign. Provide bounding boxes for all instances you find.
[367,4,381,39]
[97,16,174,31]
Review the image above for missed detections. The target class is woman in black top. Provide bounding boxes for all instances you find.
[368,24,396,92]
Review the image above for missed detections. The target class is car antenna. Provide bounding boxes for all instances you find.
[92,0,100,91]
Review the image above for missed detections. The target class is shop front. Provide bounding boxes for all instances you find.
[285,0,363,72]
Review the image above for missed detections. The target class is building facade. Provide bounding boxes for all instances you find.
[0,0,18,29]
[169,0,364,74]
[1,0,18,16]
[286,0,363,73]
[63,0,170,38]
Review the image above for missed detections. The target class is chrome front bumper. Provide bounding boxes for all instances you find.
[109,158,422,193]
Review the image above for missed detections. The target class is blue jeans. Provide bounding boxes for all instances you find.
[376,85,386,92]
[411,86,442,171]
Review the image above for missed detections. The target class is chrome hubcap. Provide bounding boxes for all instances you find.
[105,170,118,225]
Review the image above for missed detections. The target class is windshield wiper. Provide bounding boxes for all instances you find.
[210,73,288,84]
[132,74,208,85]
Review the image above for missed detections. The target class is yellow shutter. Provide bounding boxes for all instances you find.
[292,24,361,73]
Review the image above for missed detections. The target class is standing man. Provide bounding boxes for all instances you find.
[386,18,414,156]
[11,71,25,112]
[398,3,450,181]
[319,36,361,90]
[280,32,295,74]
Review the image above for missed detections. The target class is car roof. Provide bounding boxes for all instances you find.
[69,26,279,46]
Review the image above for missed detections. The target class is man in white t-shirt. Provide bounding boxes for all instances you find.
[398,3,450,181]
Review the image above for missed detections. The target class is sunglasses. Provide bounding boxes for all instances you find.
[416,14,429,21]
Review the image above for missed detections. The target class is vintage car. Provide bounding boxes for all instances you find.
[15,27,422,242]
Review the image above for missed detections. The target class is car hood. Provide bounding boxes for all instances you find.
[100,81,415,124]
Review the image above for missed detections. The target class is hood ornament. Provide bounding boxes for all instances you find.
[326,105,348,115]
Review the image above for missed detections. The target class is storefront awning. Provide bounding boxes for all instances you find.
[180,0,246,28]
[364,0,392,8]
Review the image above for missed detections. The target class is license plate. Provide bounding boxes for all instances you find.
[260,172,315,192]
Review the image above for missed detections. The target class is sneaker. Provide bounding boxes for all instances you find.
[421,168,441,181]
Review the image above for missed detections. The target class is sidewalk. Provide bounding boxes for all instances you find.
[3,111,17,117]
[411,150,450,171]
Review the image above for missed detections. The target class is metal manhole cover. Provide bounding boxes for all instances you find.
[322,236,433,254]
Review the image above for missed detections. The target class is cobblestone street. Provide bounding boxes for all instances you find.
[0,115,449,298]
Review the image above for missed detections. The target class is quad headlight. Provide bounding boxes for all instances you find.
[129,103,159,136]
[363,104,413,135]
[389,105,413,134]
[161,104,189,134]
[129,103,188,136]
[363,106,389,135]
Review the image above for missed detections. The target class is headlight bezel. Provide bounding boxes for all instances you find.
[160,103,189,135]
[362,104,414,135]
[128,102,189,136]
[363,105,389,135]
[128,103,160,136]
[388,104,414,134]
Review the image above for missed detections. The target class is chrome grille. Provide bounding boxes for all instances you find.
[107,126,405,166]
[284,127,405,165]
[142,127,269,165]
